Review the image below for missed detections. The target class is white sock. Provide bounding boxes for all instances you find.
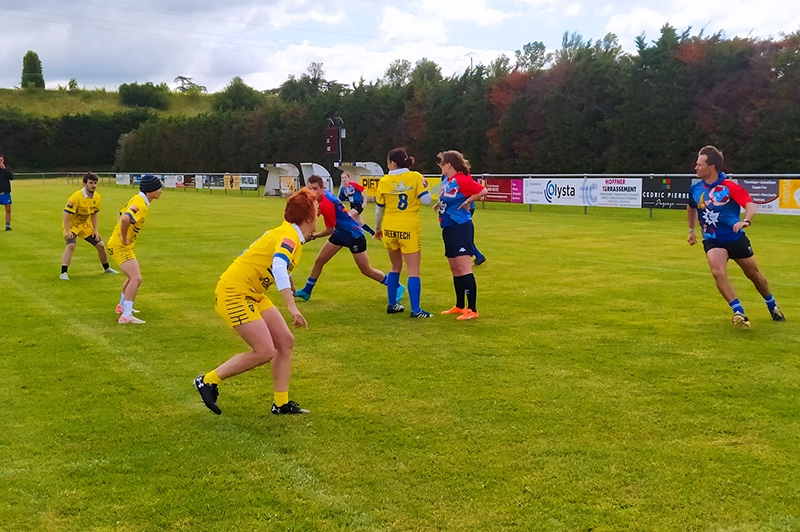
[122,300,134,317]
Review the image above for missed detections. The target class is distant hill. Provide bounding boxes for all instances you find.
[0,88,215,117]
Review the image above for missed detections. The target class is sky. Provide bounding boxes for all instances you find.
[2,0,800,93]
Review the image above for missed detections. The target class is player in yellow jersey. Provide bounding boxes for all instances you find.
[107,175,163,324]
[194,189,319,416]
[59,172,118,280]
[375,147,433,318]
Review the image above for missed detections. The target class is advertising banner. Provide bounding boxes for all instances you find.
[224,174,241,191]
[203,174,226,190]
[240,174,259,191]
[586,177,642,208]
[738,179,779,213]
[778,179,800,215]
[164,174,183,188]
[523,178,584,206]
[485,178,519,202]
[641,177,691,209]
[115,174,131,185]
[280,175,297,196]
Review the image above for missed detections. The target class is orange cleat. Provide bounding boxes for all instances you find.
[456,309,479,321]
[441,306,468,315]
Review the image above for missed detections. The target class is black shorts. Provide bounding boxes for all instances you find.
[703,235,754,260]
[349,202,364,214]
[442,222,474,258]
[329,231,367,254]
[65,234,102,246]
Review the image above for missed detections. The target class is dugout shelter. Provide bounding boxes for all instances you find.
[300,163,334,192]
[334,161,386,201]
[261,163,301,197]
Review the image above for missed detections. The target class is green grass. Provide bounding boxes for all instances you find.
[0,88,214,118]
[2,179,800,531]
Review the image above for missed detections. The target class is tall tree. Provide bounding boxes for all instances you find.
[21,50,45,89]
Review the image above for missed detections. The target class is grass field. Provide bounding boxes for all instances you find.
[2,179,799,531]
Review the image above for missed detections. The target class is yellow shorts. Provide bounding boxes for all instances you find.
[214,281,274,328]
[382,222,421,254]
[66,223,95,240]
[108,244,136,265]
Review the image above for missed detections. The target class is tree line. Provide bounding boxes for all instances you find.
[5,26,800,174]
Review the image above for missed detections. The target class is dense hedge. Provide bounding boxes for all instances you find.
[0,107,152,171]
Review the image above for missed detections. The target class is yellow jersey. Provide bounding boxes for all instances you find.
[63,188,101,230]
[376,170,430,222]
[109,192,150,247]
[220,221,304,294]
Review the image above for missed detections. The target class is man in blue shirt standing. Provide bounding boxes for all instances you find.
[687,145,785,328]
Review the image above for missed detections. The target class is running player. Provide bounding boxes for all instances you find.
[687,145,785,328]
[375,147,433,318]
[338,171,374,235]
[194,189,318,416]
[435,151,487,320]
[107,175,163,324]
[294,175,404,304]
[59,172,118,280]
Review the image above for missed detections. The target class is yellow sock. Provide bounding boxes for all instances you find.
[273,391,289,406]
[204,370,222,385]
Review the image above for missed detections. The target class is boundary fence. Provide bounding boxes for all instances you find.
[16,172,800,216]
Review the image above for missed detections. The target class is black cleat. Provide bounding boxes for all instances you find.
[194,375,221,415]
[732,312,751,329]
[387,303,405,314]
[771,306,786,322]
[474,256,486,266]
[271,400,309,415]
[410,309,433,319]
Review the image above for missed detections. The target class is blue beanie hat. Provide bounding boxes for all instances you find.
[140,175,163,193]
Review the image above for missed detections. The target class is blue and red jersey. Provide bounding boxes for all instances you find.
[319,190,363,239]
[688,172,752,243]
[338,181,365,208]
[438,173,485,228]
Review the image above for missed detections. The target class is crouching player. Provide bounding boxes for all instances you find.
[194,189,318,416]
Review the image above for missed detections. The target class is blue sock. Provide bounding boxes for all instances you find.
[473,245,485,261]
[408,276,421,314]
[387,272,400,305]
[764,294,776,311]
[303,278,317,294]
[362,223,375,235]
[729,298,745,314]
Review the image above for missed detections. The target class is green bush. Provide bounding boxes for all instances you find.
[119,82,170,110]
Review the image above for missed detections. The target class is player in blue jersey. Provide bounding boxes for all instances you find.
[294,175,404,305]
[338,171,374,235]
[435,150,487,321]
[687,145,785,328]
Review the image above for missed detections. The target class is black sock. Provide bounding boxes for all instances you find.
[463,273,477,311]
[362,223,375,235]
[61,265,68,274]
[102,262,110,270]
[454,275,467,308]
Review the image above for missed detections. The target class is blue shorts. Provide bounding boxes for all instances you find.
[0,193,11,205]
[329,230,367,254]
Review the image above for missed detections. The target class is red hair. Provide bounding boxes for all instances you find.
[284,188,317,225]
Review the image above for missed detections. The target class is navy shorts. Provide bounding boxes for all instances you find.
[703,235,754,260]
[349,202,364,214]
[442,222,474,258]
[329,230,367,254]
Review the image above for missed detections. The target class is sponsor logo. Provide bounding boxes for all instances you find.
[544,180,576,203]
[384,229,411,239]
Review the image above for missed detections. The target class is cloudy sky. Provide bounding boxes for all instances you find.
[2,0,799,93]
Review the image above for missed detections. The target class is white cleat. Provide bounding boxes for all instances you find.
[119,315,146,324]
[104,268,119,274]
[115,305,140,314]
[59,272,70,280]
